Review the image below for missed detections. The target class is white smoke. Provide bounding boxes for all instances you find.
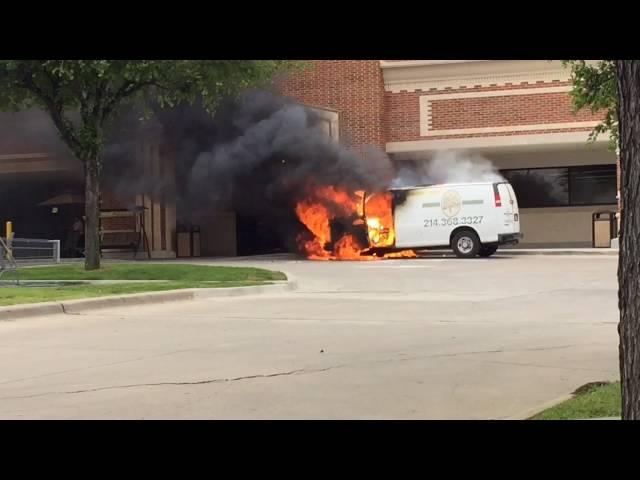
[391,150,505,188]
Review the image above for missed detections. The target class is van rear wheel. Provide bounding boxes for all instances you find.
[479,244,498,257]
[451,230,480,258]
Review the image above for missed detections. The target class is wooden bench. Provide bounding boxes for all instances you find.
[100,230,142,258]
[99,209,150,258]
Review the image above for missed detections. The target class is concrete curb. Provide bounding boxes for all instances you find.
[581,417,621,420]
[506,393,575,420]
[0,276,297,321]
[0,302,67,321]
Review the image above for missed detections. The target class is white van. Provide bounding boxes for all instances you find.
[366,182,521,258]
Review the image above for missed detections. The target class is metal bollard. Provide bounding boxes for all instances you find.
[4,221,12,258]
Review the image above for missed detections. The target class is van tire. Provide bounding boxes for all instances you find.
[479,244,498,257]
[451,230,480,258]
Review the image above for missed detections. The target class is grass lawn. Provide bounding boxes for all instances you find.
[532,381,621,420]
[3,263,286,282]
[0,263,286,306]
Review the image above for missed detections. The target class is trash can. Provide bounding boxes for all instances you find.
[191,225,201,257]
[176,225,191,257]
[592,211,617,248]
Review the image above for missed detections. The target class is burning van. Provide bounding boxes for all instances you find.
[362,181,521,258]
[294,181,521,260]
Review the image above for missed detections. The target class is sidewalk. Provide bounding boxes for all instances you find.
[501,248,618,256]
[208,249,620,261]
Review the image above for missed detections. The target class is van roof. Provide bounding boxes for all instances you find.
[390,181,507,191]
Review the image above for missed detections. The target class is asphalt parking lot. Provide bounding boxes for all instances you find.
[0,253,619,419]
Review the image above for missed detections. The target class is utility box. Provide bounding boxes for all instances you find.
[592,211,617,248]
[191,226,201,257]
[176,225,191,257]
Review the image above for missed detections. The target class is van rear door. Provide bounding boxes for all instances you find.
[495,182,519,233]
[506,183,519,220]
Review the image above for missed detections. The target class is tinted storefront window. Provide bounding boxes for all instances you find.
[502,168,569,208]
[501,164,616,208]
[569,165,617,205]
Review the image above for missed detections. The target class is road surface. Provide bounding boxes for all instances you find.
[0,254,619,419]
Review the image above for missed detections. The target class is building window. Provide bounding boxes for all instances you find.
[501,164,616,208]
[569,165,617,206]
[502,168,569,208]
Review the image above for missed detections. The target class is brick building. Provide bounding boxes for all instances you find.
[0,60,618,258]
[279,60,618,248]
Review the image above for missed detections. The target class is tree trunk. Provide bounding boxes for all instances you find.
[616,60,640,419]
[84,159,101,271]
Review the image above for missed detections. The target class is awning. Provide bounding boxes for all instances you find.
[38,193,84,206]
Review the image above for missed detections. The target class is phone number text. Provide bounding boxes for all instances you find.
[424,216,484,227]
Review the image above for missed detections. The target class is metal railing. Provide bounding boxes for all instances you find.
[1,237,61,264]
[0,237,17,281]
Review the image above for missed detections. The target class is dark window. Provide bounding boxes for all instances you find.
[569,165,617,205]
[502,168,569,208]
[501,164,617,208]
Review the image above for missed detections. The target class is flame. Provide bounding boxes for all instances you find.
[334,235,376,260]
[315,186,360,217]
[295,201,332,249]
[295,184,416,261]
[364,192,395,248]
[383,250,418,259]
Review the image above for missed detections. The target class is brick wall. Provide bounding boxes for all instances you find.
[430,92,598,130]
[278,62,608,155]
[384,89,420,143]
[276,60,386,151]
[384,82,606,143]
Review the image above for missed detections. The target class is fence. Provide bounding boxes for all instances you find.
[1,237,61,265]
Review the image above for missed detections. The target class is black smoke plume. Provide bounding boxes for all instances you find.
[102,90,395,251]
[0,92,396,253]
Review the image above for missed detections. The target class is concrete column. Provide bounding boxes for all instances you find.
[136,140,176,259]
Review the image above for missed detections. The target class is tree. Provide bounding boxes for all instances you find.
[566,60,640,419]
[0,60,296,270]
[564,60,618,150]
[614,60,640,419]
